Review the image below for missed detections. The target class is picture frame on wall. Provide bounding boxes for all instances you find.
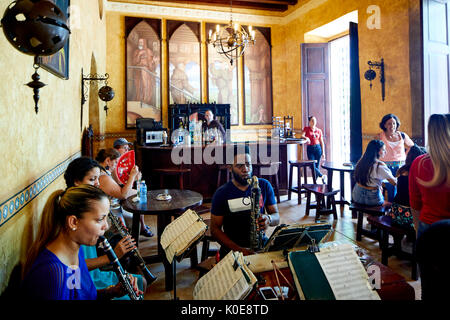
[35,0,70,80]
[125,17,162,129]
[243,27,273,125]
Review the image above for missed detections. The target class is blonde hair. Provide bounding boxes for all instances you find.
[418,114,450,187]
[23,185,108,278]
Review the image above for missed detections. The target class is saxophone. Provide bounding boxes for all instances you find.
[108,211,157,285]
[97,236,142,300]
[248,176,263,251]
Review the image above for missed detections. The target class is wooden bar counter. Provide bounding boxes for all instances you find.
[135,139,305,201]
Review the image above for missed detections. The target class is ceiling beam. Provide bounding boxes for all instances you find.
[141,0,291,12]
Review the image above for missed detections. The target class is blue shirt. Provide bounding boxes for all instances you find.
[22,248,97,300]
[211,178,276,249]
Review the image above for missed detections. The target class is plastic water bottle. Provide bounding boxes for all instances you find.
[139,181,147,204]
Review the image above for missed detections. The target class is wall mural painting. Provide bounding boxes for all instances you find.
[243,28,273,125]
[169,23,201,105]
[126,20,161,128]
[207,27,238,125]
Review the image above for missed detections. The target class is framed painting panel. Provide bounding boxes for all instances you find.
[207,23,239,126]
[35,0,70,79]
[125,18,162,129]
[168,21,201,105]
[243,27,273,125]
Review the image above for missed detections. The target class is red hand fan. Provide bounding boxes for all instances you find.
[115,150,135,185]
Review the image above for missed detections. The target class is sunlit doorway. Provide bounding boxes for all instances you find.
[329,35,350,163]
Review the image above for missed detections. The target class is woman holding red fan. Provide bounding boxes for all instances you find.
[96,148,153,237]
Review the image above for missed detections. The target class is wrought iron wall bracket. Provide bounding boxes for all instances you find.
[366,58,385,101]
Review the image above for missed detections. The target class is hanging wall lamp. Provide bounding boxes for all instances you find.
[81,68,114,113]
[364,58,385,101]
[1,0,70,114]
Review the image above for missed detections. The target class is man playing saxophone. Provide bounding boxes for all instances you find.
[211,146,280,258]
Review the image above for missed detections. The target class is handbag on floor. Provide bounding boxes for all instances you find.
[390,202,414,229]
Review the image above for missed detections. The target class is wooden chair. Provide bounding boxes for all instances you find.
[349,203,391,241]
[216,164,231,188]
[303,184,339,221]
[366,214,418,280]
[288,160,317,204]
[199,218,218,262]
[153,167,191,190]
[252,161,281,203]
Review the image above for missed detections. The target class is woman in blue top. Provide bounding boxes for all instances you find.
[64,156,145,299]
[21,185,142,300]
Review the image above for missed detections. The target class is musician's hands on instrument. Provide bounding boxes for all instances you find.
[114,235,137,259]
[112,274,143,298]
[257,215,271,231]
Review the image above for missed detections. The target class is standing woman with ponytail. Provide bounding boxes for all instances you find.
[21,185,142,300]
[409,114,450,239]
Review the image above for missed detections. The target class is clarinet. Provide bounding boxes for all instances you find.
[97,236,142,300]
[108,212,157,285]
[248,176,263,251]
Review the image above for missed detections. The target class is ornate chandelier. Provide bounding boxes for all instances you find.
[207,0,255,65]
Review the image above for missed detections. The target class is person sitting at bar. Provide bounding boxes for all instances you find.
[210,145,279,257]
[96,148,153,237]
[202,109,226,143]
[21,185,142,300]
[352,140,397,206]
[63,156,146,299]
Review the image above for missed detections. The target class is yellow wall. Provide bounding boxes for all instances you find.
[0,0,107,293]
[272,0,418,145]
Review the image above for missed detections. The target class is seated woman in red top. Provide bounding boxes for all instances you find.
[301,116,326,183]
[409,113,450,239]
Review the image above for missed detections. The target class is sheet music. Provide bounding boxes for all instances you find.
[193,251,257,300]
[314,243,380,300]
[160,209,199,249]
[246,250,288,273]
[160,209,207,263]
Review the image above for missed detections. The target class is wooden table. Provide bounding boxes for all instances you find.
[321,161,356,207]
[248,246,415,301]
[122,189,203,290]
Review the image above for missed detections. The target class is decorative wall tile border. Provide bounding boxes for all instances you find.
[0,151,81,228]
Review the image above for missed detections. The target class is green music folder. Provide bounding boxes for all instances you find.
[287,243,381,300]
[287,250,335,300]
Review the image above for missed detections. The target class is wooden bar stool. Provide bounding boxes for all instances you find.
[303,184,339,221]
[252,162,281,203]
[153,167,191,190]
[366,214,418,280]
[288,160,317,204]
[216,164,231,188]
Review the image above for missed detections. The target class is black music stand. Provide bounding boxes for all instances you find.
[172,235,205,300]
[263,223,333,254]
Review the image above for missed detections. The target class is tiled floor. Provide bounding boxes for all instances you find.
[138,193,421,300]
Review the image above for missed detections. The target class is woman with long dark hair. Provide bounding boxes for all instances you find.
[352,140,397,206]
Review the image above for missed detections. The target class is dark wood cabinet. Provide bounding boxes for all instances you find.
[169,103,230,132]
